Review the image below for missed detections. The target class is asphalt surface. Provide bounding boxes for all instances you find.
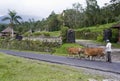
[0,49,120,75]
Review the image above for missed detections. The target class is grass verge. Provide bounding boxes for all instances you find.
[0,53,104,81]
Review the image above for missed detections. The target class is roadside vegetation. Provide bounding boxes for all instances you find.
[0,53,105,81]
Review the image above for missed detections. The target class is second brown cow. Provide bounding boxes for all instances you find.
[83,47,105,60]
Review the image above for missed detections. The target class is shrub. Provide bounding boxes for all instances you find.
[111,29,119,43]
[43,32,50,37]
[97,34,103,42]
[33,32,42,36]
[23,32,32,37]
[75,29,99,40]
[0,39,61,53]
[60,26,69,43]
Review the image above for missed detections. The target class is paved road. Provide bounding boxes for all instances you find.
[0,49,120,75]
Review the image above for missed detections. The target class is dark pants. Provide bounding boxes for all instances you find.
[106,51,112,63]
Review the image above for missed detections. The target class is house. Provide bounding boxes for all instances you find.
[1,26,16,37]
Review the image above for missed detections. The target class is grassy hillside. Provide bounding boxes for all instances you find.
[75,23,117,40]
[76,23,115,32]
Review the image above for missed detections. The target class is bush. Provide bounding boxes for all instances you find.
[26,31,50,37]
[97,34,103,42]
[23,32,32,37]
[0,39,61,53]
[60,26,69,43]
[43,32,50,37]
[111,29,119,43]
[75,29,99,40]
[33,32,42,36]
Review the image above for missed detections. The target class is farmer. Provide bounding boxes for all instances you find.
[106,39,112,63]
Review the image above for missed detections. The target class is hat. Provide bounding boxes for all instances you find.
[106,39,109,42]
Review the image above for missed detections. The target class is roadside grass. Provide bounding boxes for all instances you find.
[0,53,104,81]
[112,43,120,48]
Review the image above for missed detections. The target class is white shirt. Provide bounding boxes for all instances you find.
[106,42,112,52]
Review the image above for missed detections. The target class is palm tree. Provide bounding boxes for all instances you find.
[2,10,22,37]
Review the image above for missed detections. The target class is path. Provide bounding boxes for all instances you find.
[0,49,120,75]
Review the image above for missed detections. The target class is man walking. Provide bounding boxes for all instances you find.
[106,40,112,63]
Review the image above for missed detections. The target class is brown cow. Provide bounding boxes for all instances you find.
[83,47,105,60]
[67,47,83,58]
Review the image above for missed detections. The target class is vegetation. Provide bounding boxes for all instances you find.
[61,26,69,43]
[0,39,61,53]
[0,53,105,81]
[2,10,22,37]
[75,22,117,41]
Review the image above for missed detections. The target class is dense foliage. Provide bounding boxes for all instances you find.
[60,26,69,43]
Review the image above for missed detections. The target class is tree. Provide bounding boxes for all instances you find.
[85,0,100,26]
[62,9,76,28]
[72,3,84,28]
[110,0,120,20]
[47,11,61,31]
[2,10,22,37]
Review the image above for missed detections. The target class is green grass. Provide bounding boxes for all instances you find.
[75,22,116,32]
[49,31,60,37]
[0,53,105,81]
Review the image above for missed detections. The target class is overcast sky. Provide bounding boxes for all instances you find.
[0,0,110,18]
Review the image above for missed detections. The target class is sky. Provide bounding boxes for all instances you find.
[0,0,110,18]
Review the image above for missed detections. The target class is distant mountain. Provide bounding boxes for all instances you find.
[0,15,42,24]
[0,16,9,24]
[20,15,42,22]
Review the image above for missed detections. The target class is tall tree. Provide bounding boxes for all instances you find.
[62,9,76,28]
[85,0,100,26]
[110,0,120,19]
[72,3,84,28]
[47,11,61,31]
[2,10,22,37]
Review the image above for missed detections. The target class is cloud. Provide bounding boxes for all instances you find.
[0,0,110,18]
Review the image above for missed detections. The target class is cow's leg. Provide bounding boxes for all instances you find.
[85,55,89,60]
[67,53,72,58]
[67,54,70,58]
[77,53,81,59]
[90,56,92,60]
